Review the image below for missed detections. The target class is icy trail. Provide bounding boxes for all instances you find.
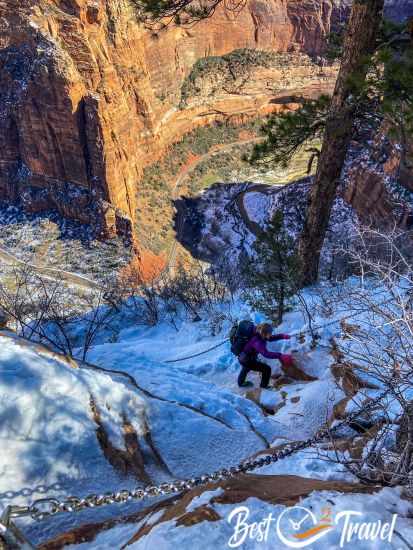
[1,283,413,547]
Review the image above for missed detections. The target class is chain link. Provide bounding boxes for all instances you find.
[3,386,391,525]
[165,292,395,365]
[3,295,395,527]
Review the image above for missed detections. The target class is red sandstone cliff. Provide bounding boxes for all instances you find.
[0,0,347,239]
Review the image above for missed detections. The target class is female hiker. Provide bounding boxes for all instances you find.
[237,322,293,388]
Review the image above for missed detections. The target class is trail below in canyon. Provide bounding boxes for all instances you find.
[168,137,264,270]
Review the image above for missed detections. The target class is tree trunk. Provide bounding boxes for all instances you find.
[297,0,385,286]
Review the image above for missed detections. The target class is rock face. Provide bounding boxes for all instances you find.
[342,122,413,229]
[342,141,399,228]
[0,0,349,239]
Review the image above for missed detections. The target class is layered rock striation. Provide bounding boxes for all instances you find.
[0,0,351,239]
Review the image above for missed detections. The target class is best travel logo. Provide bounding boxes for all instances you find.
[227,504,398,548]
[276,505,334,548]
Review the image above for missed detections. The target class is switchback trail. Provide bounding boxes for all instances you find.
[167,137,264,269]
[0,246,100,290]
[0,138,264,287]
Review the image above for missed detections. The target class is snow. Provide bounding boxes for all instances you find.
[256,446,357,482]
[83,351,283,477]
[0,331,146,513]
[259,389,283,410]
[2,278,413,547]
[192,179,358,273]
[185,488,224,513]
[77,486,413,550]
[0,203,131,284]
[243,192,271,225]
[274,378,344,439]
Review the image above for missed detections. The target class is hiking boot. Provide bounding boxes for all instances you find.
[238,381,254,388]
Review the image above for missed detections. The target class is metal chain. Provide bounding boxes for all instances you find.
[165,292,396,364]
[1,291,398,528]
[3,386,391,526]
[164,339,229,363]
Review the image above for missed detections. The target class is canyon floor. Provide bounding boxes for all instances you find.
[0,128,412,549]
[0,120,317,287]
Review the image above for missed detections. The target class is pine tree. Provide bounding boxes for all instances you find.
[130,0,243,27]
[297,0,385,286]
[135,0,412,287]
[243,211,298,325]
[251,17,413,182]
[249,95,330,172]
[377,24,413,177]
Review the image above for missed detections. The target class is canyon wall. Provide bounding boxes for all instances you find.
[0,0,351,239]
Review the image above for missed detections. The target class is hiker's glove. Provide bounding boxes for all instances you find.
[281,334,291,340]
[280,354,294,367]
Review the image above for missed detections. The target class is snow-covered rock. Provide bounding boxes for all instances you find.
[44,476,413,549]
[3,280,413,547]
[0,331,147,509]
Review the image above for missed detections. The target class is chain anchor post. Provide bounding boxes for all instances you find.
[0,506,35,549]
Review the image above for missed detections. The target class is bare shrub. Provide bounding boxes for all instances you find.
[320,226,413,485]
[0,264,116,361]
[159,262,232,326]
[112,256,235,332]
[111,259,161,326]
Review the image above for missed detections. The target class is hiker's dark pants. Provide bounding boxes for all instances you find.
[238,360,271,388]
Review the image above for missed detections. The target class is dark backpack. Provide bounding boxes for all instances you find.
[229,320,255,356]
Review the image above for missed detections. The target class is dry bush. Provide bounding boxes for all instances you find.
[319,226,413,485]
[0,264,116,361]
[158,262,231,325]
[110,256,161,327]
[113,256,234,331]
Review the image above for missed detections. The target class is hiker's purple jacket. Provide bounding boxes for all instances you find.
[241,331,289,362]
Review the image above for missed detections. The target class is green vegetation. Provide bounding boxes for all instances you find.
[135,164,174,254]
[135,120,261,253]
[135,116,321,254]
[181,49,304,106]
[250,96,330,170]
[186,146,251,194]
[243,211,299,325]
[251,18,413,183]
